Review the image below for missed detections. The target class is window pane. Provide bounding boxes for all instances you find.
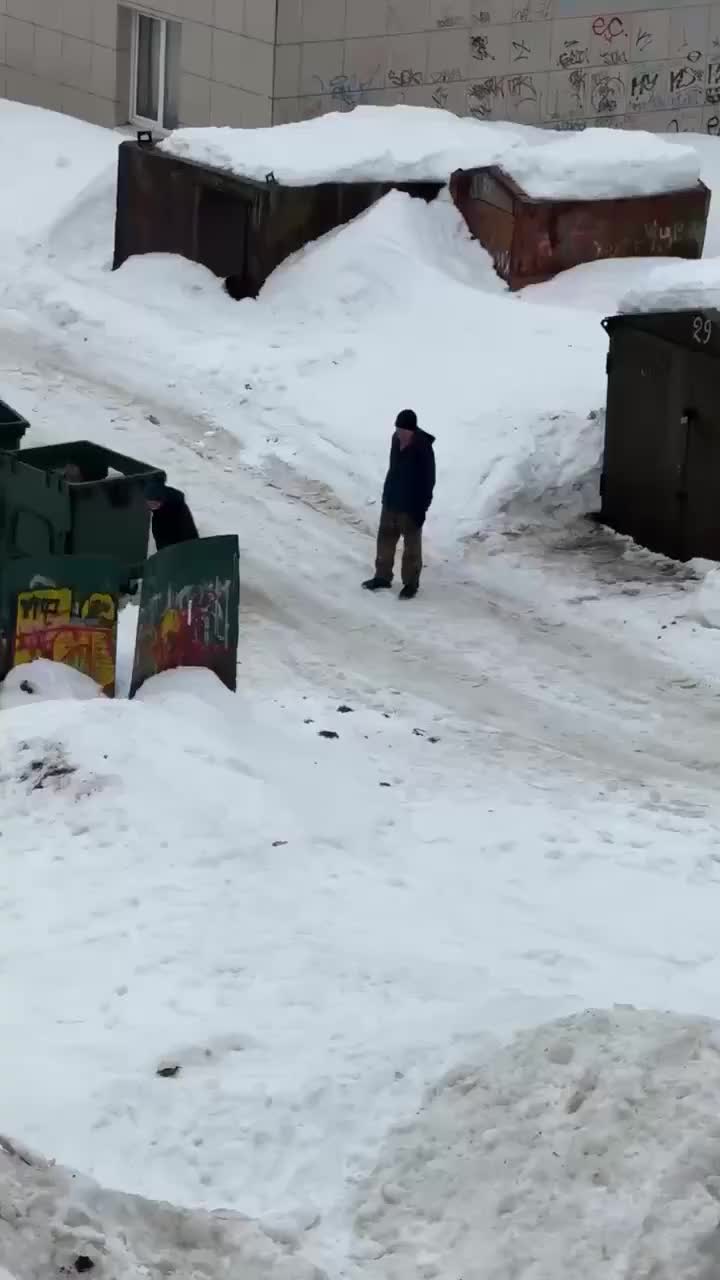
[163,20,181,130]
[136,13,161,122]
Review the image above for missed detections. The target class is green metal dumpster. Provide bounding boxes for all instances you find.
[0,442,166,582]
[0,398,29,450]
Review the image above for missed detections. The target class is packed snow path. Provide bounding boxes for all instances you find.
[1,326,718,791]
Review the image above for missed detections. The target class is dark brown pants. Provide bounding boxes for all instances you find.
[375,507,422,588]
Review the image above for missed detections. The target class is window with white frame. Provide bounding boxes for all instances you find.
[129,9,180,132]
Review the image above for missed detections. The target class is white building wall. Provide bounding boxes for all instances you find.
[1,0,719,136]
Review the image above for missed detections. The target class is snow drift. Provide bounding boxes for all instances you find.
[621,257,720,315]
[353,1006,720,1280]
[160,105,529,186]
[0,98,119,239]
[0,659,103,709]
[161,105,701,199]
[502,127,701,200]
[0,1137,324,1280]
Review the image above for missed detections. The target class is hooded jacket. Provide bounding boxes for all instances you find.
[151,486,199,551]
[382,429,436,527]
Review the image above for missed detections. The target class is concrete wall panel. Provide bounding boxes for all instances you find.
[3,0,720,139]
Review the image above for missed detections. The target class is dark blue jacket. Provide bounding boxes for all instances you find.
[382,430,436,526]
[152,487,199,551]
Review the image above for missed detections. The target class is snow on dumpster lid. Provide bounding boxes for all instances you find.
[620,259,720,315]
[159,105,530,186]
[500,128,701,201]
[159,106,701,198]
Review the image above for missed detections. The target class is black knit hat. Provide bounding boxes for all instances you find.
[395,409,418,431]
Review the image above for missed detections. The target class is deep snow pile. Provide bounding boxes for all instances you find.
[0,99,119,237]
[0,659,103,709]
[0,1138,324,1280]
[502,127,700,200]
[160,104,529,185]
[354,1007,720,1279]
[621,257,720,314]
[161,105,700,199]
[4,181,608,544]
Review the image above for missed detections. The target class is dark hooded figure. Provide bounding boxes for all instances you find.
[145,478,199,552]
[363,409,436,600]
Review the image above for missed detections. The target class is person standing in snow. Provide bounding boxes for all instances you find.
[145,478,199,552]
[363,409,436,600]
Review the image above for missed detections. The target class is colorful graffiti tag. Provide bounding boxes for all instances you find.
[13,585,118,695]
[130,535,239,695]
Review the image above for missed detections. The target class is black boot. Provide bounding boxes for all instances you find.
[363,577,392,591]
[399,584,418,599]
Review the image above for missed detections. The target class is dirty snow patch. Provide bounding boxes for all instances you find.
[0,1140,325,1280]
[353,1007,720,1279]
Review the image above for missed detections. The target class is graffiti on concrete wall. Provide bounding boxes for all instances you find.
[286,0,720,134]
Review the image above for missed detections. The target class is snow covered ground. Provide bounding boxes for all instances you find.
[4,101,720,1278]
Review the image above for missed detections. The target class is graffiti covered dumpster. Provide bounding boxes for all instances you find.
[130,535,240,695]
[0,554,121,693]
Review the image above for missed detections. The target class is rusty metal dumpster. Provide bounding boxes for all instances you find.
[450,166,710,291]
[601,308,720,562]
[113,138,442,297]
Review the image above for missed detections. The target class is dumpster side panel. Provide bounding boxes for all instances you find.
[5,555,121,695]
[130,534,240,695]
[601,325,687,559]
[510,183,709,288]
[618,308,720,359]
[680,348,720,560]
[113,142,198,270]
[68,484,154,581]
[114,142,442,295]
[450,169,515,284]
[0,454,71,559]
